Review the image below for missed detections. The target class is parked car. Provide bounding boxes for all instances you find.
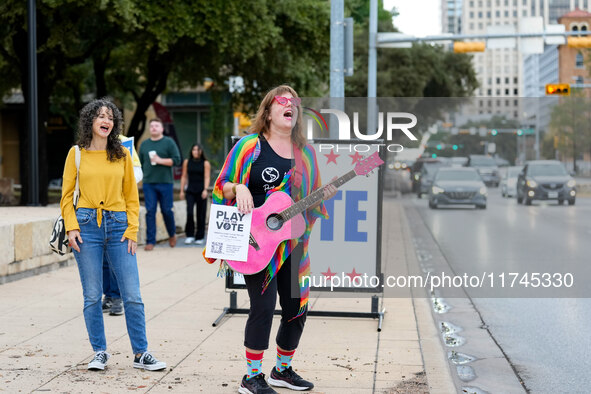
[466,155,500,187]
[516,160,576,206]
[428,167,487,209]
[500,166,523,197]
[417,161,448,197]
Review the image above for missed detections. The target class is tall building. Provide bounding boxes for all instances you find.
[457,0,584,118]
[443,0,463,34]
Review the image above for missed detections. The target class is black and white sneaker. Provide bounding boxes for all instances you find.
[133,351,166,371]
[239,374,277,394]
[88,351,110,370]
[268,367,314,391]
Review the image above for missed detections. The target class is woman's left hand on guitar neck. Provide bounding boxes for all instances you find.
[309,176,338,210]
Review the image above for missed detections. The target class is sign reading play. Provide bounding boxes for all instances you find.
[205,205,252,262]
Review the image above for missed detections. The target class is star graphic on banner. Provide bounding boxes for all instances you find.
[346,268,362,280]
[349,151,364,165]
[321,267,336,279]
[324,149,339,165]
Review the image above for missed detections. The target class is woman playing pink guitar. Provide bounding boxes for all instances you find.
[204,85,337,393]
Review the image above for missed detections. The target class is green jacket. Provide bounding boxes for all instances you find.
[138,137,181,184]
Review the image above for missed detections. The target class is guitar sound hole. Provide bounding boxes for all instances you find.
[266,214,284,231]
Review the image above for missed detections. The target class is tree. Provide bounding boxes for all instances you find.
[0,0,136,205]
[343,0,478,146]
[547,91,591,172]
[345,0,478,99]
[0,0,331,204]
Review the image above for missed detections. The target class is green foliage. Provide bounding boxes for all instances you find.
[344,0,478,98]
[547,90,591,171]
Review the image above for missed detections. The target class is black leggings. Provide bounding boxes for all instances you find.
[243,245,306,351]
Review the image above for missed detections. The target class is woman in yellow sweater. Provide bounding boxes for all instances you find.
[60,98,166,372]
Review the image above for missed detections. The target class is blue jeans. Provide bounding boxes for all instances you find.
[143,183,176,245]
[73,208,148,354]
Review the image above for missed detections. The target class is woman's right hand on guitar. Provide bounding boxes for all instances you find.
[235,184,254,214]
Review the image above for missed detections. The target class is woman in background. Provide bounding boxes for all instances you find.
[180,143,210,245]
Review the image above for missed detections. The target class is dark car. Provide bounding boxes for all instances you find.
[428,167,487,209]
[466,155,500,187]
[411,158,446,194]
[417,161,448,197]
[516,160,576,205]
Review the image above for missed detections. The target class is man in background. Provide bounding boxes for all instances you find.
[139,118,181,251]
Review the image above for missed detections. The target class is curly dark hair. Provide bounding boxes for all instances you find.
[76,98,126,162]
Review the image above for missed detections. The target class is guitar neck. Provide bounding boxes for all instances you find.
[280,170,357,220]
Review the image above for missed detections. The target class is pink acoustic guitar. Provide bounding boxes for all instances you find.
[225,151,384,275]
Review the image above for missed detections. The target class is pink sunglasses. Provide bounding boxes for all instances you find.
[274,96,301,107]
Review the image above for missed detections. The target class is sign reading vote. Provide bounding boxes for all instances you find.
[205,205,252,262]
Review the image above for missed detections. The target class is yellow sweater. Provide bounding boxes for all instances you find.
[60,147,140,242]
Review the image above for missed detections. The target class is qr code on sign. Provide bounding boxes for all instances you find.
[211,242,223,254]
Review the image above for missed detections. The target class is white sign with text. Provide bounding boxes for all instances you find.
[205,205,252,262]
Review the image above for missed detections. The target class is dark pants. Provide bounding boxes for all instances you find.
[243,245,306,351]
[185,190,207,239]
[143,183,176,245]
[102,257,120,299]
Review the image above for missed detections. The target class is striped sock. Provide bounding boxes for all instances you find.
[246,350,263,379]
[276,348,295,372]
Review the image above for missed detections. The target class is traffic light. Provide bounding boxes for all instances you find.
[452,144,458,151]
[453,41,486,53]
[545,83,570,96]
[517,129,523,136]
[436,144,443,150]
[567,37,591,48]
[491,129,498,136]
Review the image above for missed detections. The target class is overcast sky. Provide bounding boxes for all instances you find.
[383,0,442,37]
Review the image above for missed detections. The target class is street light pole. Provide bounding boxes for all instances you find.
[329,0,344,139]
[27,0,39,206]
[367,0,377,135]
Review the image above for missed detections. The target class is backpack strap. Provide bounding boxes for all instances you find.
[73,146,81,208]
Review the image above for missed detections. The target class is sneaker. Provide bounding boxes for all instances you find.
[239,373,277,394]
[184,237,195,244]
[194,238,205,245]
[102,297,113,313]
[109,298,123,316]
[268,367,314,391]
[133,351,166,371]
[88,351,110,370]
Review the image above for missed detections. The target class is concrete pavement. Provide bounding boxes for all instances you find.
[0,197,455,393]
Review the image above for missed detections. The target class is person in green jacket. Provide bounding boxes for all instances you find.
[138,118,181,251]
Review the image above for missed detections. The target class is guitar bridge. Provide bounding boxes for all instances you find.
[249,234,261,251]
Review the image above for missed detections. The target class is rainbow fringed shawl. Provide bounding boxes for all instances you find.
[203,133,328,319]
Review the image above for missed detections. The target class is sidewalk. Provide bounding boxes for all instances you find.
[0,197,455,393]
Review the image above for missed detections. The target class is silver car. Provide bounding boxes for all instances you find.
[500,166,522,198]
[428,167,488,209]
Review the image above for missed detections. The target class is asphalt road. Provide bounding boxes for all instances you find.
[407,189,591,393]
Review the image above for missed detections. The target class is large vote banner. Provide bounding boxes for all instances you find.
[306,139,383,292]
[225,138,384,293]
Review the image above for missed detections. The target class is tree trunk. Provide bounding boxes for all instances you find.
[126,46,173,146]
[93,51,109,99]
